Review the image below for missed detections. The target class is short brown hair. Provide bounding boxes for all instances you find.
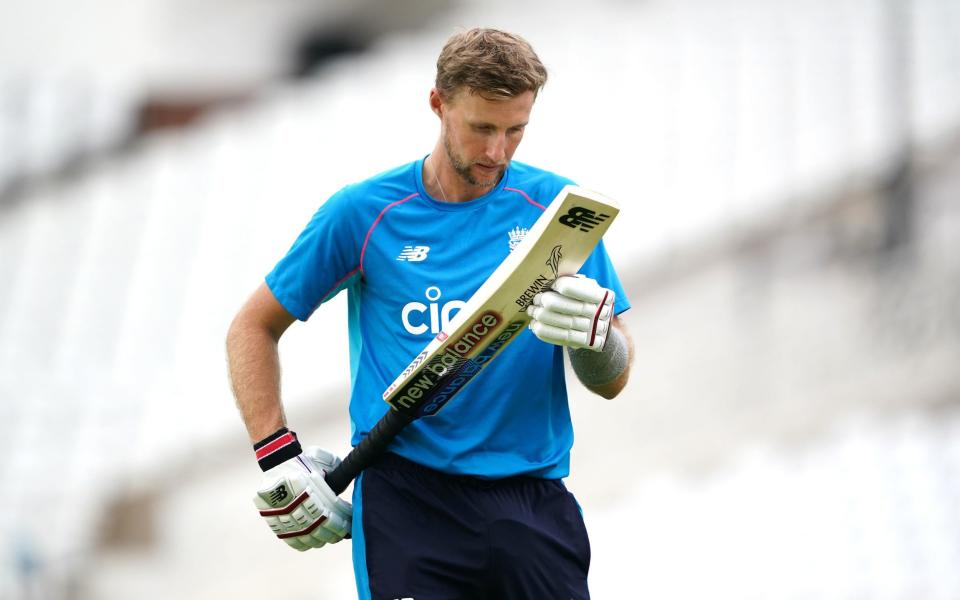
[435,28,548,100]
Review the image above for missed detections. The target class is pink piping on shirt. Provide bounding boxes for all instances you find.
[360,192,420,277]
[320,266,361,302]
[504,187,546,210]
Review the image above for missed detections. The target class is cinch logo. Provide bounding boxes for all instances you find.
[401,286,467,335]
[558,206,609,232]
[397,245,430,262]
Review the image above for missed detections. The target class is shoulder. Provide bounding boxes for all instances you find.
[332,160,422,216]
[353,160,421,201]
[504,161,577,208]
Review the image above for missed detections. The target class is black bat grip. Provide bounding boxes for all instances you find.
[324,408,415,495]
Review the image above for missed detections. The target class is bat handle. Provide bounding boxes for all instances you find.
[324,408,415,495]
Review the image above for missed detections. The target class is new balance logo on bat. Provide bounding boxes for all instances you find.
[397,245,430,262]
[388,311,501,413]
[559,206,609,232]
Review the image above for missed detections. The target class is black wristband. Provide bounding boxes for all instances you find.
[253,427,302,471]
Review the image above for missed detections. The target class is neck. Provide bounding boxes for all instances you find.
[424,153,450,203]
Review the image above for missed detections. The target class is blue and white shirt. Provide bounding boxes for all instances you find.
[266,157,630,479]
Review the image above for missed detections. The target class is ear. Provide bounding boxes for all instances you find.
[428,88,443,118]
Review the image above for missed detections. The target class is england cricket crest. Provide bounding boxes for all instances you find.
[507,226,528,252]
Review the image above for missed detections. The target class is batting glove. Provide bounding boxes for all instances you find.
[526,275,615,351]
[252,429,352,551]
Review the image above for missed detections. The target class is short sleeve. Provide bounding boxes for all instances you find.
[265,186,362,321]
[579,240,631,316]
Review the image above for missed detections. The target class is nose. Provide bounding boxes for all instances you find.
[485,133,507,164]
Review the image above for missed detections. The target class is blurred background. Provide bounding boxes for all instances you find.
[1,0,959,597]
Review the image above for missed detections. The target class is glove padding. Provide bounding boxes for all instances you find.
[253,446,352,551]
[526,275,615,351]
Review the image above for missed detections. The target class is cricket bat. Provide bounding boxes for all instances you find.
[324,185,619,494]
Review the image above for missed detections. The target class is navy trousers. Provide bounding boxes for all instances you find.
[353,453,591,600]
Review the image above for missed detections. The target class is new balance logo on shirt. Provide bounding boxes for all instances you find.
[397,245,430,262]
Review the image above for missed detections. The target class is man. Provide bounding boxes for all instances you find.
[227,28,633,599]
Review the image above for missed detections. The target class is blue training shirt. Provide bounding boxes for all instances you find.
[266,157,630,479]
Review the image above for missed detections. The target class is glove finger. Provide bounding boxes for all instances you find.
[531,307,595,332]
[531,320,609,351]
[285,537,312,552]
[308,524,340,545]
[277,514,303,533]
[316,528,347,545]
[322,507,352,538]
[589,318,609,338]
[586,332,606,352]
[262,516,284,536]
[530,321,592,348]
[335,498,354,519]
[539,293,614,324]
[552,276,611,304]
[528,303,579,324]
[531,291,545,308]
[301,531,329,547]
[276,510,332,546]
[311,527,343,545]
[537,291,595,317]
[571,333,605,351]
[599,304,613,321]
[333,499,354,536]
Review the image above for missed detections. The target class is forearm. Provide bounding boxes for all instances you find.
[568,317,633,399]
[227,317,287,443]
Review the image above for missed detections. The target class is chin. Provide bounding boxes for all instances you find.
[472,168,504,188]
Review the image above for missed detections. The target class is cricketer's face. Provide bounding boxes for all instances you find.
[438,88,535,190]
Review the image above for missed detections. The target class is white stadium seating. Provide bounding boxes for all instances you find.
[1,0,959,597]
